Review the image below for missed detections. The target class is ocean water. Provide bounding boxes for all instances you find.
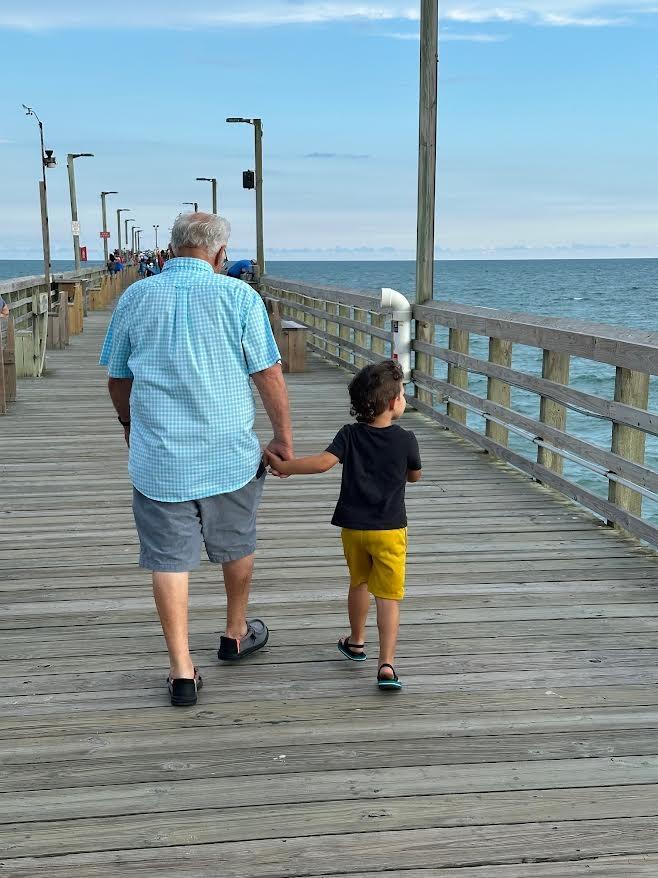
[3,257,657,521]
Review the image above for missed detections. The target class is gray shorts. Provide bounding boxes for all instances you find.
[132,470,266,572]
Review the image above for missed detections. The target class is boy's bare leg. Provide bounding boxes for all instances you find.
[375,596,400,679]
[222,554,254,640]
[346,582,370,651]
[153,572,195,680]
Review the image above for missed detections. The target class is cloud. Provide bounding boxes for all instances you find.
[384,29,508,40]
[0,139,14,144]
[0,1,654,30]
[304,152,371,159]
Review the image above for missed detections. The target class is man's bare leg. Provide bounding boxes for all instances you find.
[223,554,255,640]
[153,572,195,680]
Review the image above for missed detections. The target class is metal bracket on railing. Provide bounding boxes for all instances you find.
[381,288,412,380]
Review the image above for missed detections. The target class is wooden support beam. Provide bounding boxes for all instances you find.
[447,328,469,424]
[538,350,570,474]
[486,337,513,449]
[609,367,650,520]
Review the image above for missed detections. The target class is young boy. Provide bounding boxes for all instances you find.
[266,360,422,691]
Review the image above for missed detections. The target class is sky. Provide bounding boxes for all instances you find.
[0,0,656,261]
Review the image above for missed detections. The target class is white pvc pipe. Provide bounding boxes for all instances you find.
[381,287,412,380]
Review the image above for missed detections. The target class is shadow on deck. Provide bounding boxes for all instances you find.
[1,309,658,876]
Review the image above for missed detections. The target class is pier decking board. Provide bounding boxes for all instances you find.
[1,310,658,875]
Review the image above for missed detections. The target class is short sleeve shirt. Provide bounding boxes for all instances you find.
[326,422,422,530]
[99,257,280,502]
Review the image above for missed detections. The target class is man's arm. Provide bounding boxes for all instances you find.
[108,377,133,445]
[250,363,293,463]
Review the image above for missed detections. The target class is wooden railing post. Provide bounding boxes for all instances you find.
[353,308,367,369]
[371,312,387,358]
[414,317,434,405]
[327,302,339,357]
[446,328,469,424]
[537,350,570,473]
[485,337,513,448]
[339,304,351,367]
[608,367,650,519]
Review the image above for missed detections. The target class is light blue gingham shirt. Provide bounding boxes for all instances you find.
[99,257,280,502]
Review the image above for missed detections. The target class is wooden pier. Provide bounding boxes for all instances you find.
[2,302,658,875]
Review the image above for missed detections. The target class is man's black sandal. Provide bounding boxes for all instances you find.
[218,619,269,661]
[377,663,402,691]
[338,637,367,662]
[167,668,203,707]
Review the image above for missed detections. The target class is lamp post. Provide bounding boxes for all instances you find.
[100,191,118,265]
[22,105,56,289]
[415,0,439,404]
[182,201,199,213]
[133,228,142,254]
[226,117,264,275]
[125,218,135,254]
[67,153,94,270]
[153,225,159,249]
[196,177,218,213]
[117,208,130,255]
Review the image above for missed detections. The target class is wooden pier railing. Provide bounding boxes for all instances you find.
[0,265,137,407]
[262,277,658,548]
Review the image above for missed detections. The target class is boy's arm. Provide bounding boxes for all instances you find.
[407,431,422,482]
[407,468,422,483]
[266,450,339,476]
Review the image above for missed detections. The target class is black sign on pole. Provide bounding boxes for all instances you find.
[242,170,255,190]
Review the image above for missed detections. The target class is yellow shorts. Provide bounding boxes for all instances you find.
[341,527,407,601]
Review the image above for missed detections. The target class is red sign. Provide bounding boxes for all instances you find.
[100,231,111,239]
[80,246,88,262]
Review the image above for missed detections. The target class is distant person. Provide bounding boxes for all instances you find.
[107,254,120,274]
[266,360,422,691]
[100,212,292,707]
[0,296,9,318]
[227,259,256,280]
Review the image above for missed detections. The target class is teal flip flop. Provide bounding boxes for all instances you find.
[337,637,367,662]
[377,663,402,691]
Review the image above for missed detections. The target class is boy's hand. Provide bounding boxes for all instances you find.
[264,444,291,478]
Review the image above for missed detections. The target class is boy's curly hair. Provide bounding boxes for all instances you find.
[349,360,404,424]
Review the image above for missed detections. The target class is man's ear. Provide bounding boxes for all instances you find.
[213,246,226,273]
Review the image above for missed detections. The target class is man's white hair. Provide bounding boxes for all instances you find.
[170,213,231,257]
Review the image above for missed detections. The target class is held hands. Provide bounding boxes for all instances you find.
[265,438,293,478]
[0,303,9,319]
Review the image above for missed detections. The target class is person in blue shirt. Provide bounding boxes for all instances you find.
[100,213,293,707]
[0,296,8,318]
[227,258,255,279]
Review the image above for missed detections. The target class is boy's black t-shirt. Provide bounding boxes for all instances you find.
[326,422,422,530]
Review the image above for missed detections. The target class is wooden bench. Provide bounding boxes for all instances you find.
[264,298,309,373]
[0,318,16,414]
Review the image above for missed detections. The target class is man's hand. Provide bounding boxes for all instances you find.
[265,438,293,478]
[123,425,131,448]
[0,303,9,319]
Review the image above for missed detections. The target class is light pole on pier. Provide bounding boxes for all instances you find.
[196,177,218,214]
[134,229,142,254]
[22,105,56,289]
[67,153,94,270]
[153,225,159,250]
[226,117,264,276]
[117,208,130,254]
[100,191,118,265]
[182,201,199,213]
[125,219,135,255]
[414,0,439,403]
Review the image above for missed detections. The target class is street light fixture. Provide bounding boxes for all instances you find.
[100,191,118,265]
[182,201,199,213]
[135,229,142,253]
[226,116,264,275]
[22,104,56,289]
[196,177,218,214]
[153,224,160,249]
[117,208,130,254]
[67,153,94,270]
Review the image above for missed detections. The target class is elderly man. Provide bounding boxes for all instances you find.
[100,213,292,707]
